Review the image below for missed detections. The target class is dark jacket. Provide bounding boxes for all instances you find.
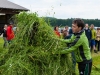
[64,28,73,39]
[84,28,92,40]
[0,29,7,37]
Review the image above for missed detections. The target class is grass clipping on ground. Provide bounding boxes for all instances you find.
[0,12,74,75]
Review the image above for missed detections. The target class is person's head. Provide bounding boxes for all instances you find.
[72,18,85,33]
[63,30,68,37]
[4,24,7,29]
[85,24,89,28]
[90,24,94,29]
[54,26,59,31]
[61,29,64,33]
[97,28,99,30]
[65,26,69,31]
[97,28,100,32]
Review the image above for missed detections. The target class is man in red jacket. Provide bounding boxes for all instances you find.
[7,24,14,43]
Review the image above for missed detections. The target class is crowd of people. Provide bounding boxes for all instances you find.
[54,24,100,53]
[54,19,100,75]
[0,23,15,48]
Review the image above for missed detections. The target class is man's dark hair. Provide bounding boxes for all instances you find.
[73,18,85,29]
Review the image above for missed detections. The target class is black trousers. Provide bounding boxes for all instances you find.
[95,40,100,51]
[78,61,92,75]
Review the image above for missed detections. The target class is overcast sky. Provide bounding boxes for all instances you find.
[9,0,100,19]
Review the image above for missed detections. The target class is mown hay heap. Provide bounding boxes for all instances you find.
[0,12,74,75]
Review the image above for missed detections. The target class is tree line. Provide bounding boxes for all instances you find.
[44,17,100,27]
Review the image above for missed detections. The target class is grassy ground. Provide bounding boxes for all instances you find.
[0,37,3,48]
[90,52,100,75]
[0,37,100,75]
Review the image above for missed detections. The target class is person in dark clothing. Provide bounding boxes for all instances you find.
[68,28,73,39]
[95,28,100,51]
[69,28,73,34]
[0,24,8,47]
[64,27,76,74]
[84,24,92,47]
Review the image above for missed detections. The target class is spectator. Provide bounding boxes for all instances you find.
[90,24,97,53]
[69,27,73,34]
[7,24,14,43]
[84,24,92,47]
[63,30,68,39]
[0,24,7,47]
[68,27,73,39]
[13,26,17,34]
[64,26,69,36]
[54,26,60,38]
[95,28,100,51]
[65,26,76,74]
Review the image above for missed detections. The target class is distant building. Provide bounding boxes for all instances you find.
[0,0,29,31]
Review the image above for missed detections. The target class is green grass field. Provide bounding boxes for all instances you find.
[0,37,100,75]
[0,37,3,48]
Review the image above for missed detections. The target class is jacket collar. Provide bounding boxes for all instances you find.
[74,29,84,36]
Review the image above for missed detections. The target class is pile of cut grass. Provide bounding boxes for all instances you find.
[0,12,74,75]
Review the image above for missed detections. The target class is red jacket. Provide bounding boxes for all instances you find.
[54,30,60,37]
[7,25,14,40]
